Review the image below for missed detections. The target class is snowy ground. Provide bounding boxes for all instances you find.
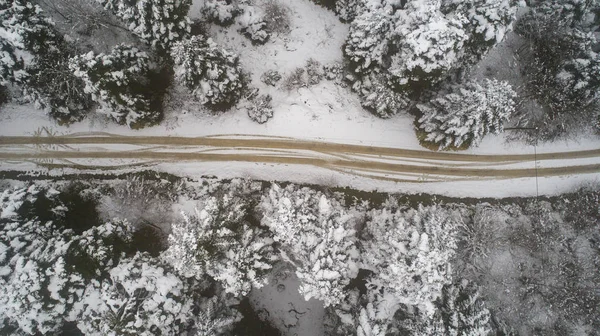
[249,263,325,336]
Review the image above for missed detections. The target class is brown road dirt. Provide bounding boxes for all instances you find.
[0,134,599,179]
[1,135,600,161]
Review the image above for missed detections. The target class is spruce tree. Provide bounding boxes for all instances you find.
[70,44,160,127]
[417,79,516,150]
[171,35,243,109]
[259,184,360,307]
[96,0,191,50]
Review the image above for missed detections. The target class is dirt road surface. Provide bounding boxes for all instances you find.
[0,134,599,182]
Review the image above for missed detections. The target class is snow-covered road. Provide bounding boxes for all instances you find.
[1,134,599,185]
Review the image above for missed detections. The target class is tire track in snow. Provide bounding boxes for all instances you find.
[0,134,599,180]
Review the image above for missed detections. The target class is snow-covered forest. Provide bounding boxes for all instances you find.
[1,0,600,335]
[1,0,599,145]
[0,173,598,335]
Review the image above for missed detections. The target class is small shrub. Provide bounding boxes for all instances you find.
[247,94,273,124]
[305,58,324,86]
[260,70,282,86]
[282,67,306,91]
[238,7,270,44]
[353,72,409,119]
[334,0,366,22]
[323,62,345,82]
[201,0,242,26]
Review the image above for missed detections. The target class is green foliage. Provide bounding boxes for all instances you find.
[70,44,162,127]
[0,0,59,54]
[171,36,243,110]
[0,0,92,123]
[96,0,192,50]
[24,49,93,124]
[417,79,516,150]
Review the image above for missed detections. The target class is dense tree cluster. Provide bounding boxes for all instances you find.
[343,0,519,89]
[95,0,192,50]
[4,177,598,334]
[0,0,91,123]
[330,0,521,119]
[516,0,600,138]
[0,185,239,335]
[259,184,360,307]
[163,193,278,297]
[417,79,516,149]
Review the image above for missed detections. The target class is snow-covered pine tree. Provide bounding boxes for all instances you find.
[437,280,493,336]
[238,6,270,44]
[417,79,516,150]
[96,0,191,50]
[201,0,241,26]
[362,202,459,315]
[344,10,393,74]
[395,280,493,336]
[557,42,600,111]
[356,301,390,336]
[328,282,404,336]
[0,0,59,55]
[0,186,144,334]
[0,0,91,123]
[259,184,360,307]
[171,35,244,109]
[0,186,83,334]
[75,252,195,336]
[163,194,278,297]
[0,218,80,334]
[353,72,409,118]
[192,294,241,336]
[70,44,160,127]
[516,1,600,118]
[65,219,135,283]
[460,0,519,60]
[0,39,25,86]
[335,0,366,22]
[389,8,469,90]
[527,0,599,30]
[24,49,93,124]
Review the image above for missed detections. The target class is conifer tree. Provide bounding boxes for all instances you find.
[417,79,516,150]
[259,184,360,307]
[70,44,160,127]
[363,202,458,315]
[163,194,278,297]
[171,35,243,109]
[96,0,191,50]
